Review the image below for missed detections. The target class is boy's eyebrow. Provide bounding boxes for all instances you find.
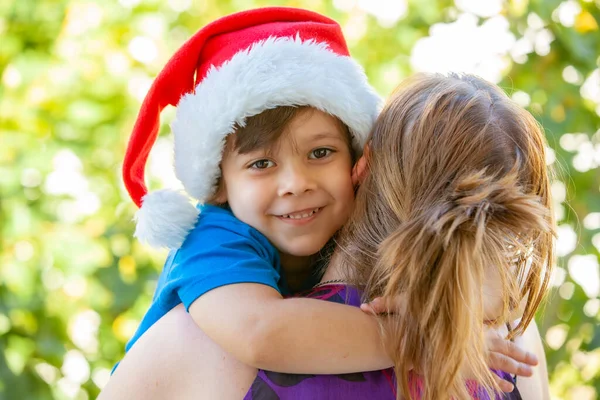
[309,131,346,141]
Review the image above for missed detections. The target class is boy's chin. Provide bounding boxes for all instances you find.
[279,242,328,259]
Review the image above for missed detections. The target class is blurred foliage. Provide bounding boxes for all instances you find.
[0,0,599,399]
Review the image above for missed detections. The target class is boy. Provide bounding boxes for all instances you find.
[120,7,392,374]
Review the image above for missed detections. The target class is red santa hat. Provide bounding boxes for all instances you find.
[123,6,381,249]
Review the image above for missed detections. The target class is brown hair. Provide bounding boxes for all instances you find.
[209,106,353,203]
[336,73,555,399]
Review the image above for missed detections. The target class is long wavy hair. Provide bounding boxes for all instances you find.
[336,73,555,399]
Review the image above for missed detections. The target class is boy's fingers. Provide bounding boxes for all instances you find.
[369,297,386,311]
[361,295,408,315]
[370,297,393,314]
[360,298,386,314]
[488,352,533,377]
[359,303,376,314]
[493,374,515,393]
[488,336,538,366]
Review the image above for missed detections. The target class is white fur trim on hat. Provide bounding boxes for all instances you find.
[171,34,382,203]
[134,189,199,249]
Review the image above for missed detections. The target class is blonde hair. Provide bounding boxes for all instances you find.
[337,73,555,399]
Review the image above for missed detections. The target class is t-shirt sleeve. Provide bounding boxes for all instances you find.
[168,215,281,310]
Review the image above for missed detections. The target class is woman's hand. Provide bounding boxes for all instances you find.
[361,297,537,393]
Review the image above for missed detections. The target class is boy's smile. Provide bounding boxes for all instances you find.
[275,207,322,223]
[218,108,355,257]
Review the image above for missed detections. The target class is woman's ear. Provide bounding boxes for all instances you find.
[352,144,370,186]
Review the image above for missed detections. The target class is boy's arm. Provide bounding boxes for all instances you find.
[175,214,390,374]
[188,282,542,377]
[188,282,392,374]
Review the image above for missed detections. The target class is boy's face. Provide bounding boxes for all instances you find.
[218,109,355,257]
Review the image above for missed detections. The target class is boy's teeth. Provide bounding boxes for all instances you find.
[283,208,320,219]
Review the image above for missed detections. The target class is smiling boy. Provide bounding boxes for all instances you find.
[118,8,394,374]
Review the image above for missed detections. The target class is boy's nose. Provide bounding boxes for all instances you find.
[277,165,317,196]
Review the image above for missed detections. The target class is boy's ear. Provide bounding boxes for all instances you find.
[352,144,370,186]
[211,180,228,204]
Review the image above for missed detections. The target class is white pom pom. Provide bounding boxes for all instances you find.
[134,189,200,249]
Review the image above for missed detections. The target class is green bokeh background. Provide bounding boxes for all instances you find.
[1,0,599,399]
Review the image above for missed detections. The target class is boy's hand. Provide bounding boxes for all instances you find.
[484,327,537,392]
[361,297,538,393]
[360,295,406,315]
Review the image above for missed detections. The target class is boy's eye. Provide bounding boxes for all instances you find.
[250,159,275,169]
[309,148,333,159]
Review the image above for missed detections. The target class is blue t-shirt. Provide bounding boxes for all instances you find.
[123,204,285,356]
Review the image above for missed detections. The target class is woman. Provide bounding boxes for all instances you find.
[100,73,553,399]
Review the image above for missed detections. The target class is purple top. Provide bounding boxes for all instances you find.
[243,284,522,400]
